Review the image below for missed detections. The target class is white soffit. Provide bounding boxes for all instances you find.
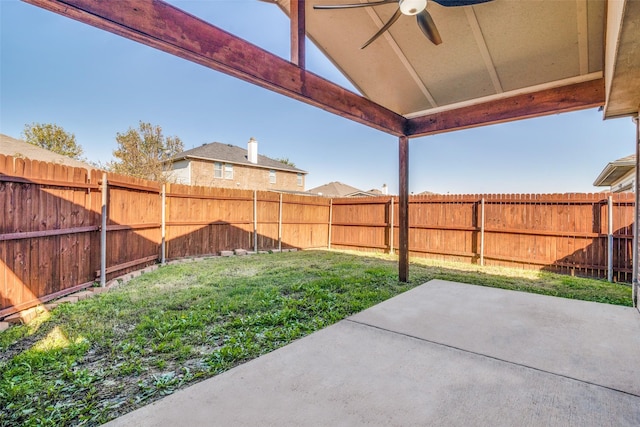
[604,0,640,119]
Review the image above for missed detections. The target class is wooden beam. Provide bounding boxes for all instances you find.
[398,135,409,282]
[23,0,405,136]
[406,78,605,138]
[290,0,305,68]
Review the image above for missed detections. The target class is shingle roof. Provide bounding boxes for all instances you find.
[307,181,378,198]
[0,133,96,171]
[611,154,636,164]
[173,142,306,173]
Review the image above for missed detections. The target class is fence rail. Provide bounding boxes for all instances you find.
[0,154,634,317]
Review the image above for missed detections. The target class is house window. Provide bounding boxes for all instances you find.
[297,173,303,186]
[214,162,223,178]
[269,170,276,184]
[224,163,233,179]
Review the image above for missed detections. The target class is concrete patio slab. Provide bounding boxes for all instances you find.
[104,280,640,426]
[350,280,640,396]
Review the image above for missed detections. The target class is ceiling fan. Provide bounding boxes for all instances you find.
[314,0,494,49]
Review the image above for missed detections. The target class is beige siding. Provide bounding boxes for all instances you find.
[190,159,305,191]
[166,159,191,184]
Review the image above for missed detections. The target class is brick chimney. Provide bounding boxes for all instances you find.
[248,137,258,164]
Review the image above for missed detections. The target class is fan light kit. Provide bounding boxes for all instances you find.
[399,0,427,15]
[314,0,493,49]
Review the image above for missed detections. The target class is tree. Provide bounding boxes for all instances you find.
[275,157,296,168]
[109,121,184,183]
[22,122,84,159]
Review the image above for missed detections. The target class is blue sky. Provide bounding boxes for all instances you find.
[1,0,637,194]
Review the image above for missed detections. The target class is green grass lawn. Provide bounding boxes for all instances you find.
[0,250,632,426]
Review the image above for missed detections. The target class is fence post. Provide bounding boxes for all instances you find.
[100,172,107,287]
[390,197,395,255]
[607,195,613,282]
[278,193,283,252]
[253,190,258,253]
[328,199,333,249]
[161,184,166,265]
[480,197,485,266]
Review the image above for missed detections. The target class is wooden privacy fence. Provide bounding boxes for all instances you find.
[164,184,330,259]
[0,154,635,317]
[0,155,330,317]
[1,156,101,318]
[331,193,635,281]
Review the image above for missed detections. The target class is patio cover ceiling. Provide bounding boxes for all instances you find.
[22,0,639,138]
[283,0,606,117]
[274,0,640,124]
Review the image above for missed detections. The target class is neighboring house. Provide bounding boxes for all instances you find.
[0,133,95,171]
[166,138,307,191]
[307,181,386,198]
[593,154,635,193]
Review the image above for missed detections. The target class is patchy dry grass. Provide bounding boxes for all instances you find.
[0,250,631,425]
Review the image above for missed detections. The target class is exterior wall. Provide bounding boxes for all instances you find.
[166,159,191,184]
[190,159,305,191]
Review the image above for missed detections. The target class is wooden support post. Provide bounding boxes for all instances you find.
[161,184,166,265]
[253,190,258,253]
[399,136,409,282]
[100,172,107,287]
[634,113,639,307]
[607,195,613,282]
[290,0,306,68]
[328,199,333,249]
[480,197,485,266]
[390,197,395,255]
[278,193,283,252]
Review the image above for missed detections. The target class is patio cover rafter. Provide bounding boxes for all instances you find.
[22,0,407,137]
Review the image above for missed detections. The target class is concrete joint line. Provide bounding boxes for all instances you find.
[344,318,640,399]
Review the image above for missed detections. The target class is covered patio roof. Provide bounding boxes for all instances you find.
[24,0,638,137]
[284,0,605,118]
[22,0,640,302]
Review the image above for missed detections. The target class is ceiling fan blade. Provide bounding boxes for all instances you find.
[314,0,397,10]
[361,8,402,49]
[432,0,493,7]
[416,9,442,45]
